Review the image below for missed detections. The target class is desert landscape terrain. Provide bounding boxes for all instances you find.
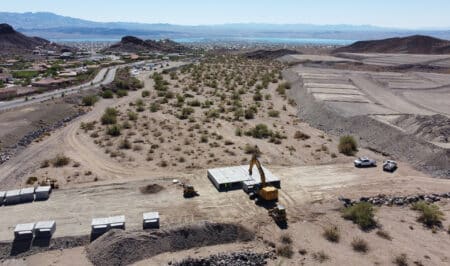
[0,47,449,266]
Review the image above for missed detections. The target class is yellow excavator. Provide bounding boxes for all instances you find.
[248,147,287,224]
[248,148,278,202]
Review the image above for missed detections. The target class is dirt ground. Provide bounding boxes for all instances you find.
[1,55,450,265]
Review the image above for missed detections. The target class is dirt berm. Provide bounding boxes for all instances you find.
[283,69,450,177]
[86,222,254,266]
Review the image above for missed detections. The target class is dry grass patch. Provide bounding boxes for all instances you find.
[351,237,369,253]
[376,229,392,240]
[393,253,408,266]
[312,251,330,263]
[323,226,340,243]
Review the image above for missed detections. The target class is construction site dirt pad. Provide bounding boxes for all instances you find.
[86,222,254,266]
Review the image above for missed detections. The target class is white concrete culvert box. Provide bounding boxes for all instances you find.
[91,217,110,236]
[0,191,5,205]
[14,223,35,240]
[34,220,56,238]
[108,215,125,230]
[207,165,280,191]
[143,212,160,229]
[5,189,21,205]
[35,186,52,201]
[19,187,35,203]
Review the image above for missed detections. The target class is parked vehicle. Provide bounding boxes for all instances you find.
[354,157,376,167]
[383,160,398,172]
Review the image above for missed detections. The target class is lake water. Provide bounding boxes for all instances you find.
[52,37,355,46]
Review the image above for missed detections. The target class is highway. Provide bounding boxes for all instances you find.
[0,60,161,112]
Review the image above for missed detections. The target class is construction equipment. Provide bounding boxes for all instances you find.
[269,204,287,223]
[248,147,278,202]
[183,184,198,198]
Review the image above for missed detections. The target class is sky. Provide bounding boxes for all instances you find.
[2,0,450,29]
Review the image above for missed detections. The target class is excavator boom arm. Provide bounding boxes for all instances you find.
[249,154,267,187]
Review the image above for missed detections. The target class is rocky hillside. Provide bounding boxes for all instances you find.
[334,35,450,54]
[0,23,71,55]
[244,49,300,60]
[103,36,189,54]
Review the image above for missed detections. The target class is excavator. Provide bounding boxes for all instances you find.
[248,147,287,224]
[248,148,278,202]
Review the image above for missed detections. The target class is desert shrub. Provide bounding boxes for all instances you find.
[80,121,96,132]
[200,135,208,143]
[276,244,293,258]
[244,108,255,119]
[149,102,160,112]
[342,202,376,230]
[351,238,368,253]
[40,160,50,168]
[106,125,121,136]
[243,144,260,155]
[52,154,70,167]
[116,89,128,97]
[82,95,98,106]
[338,135,358,156]
[102,90,114,99]
[411,201,444,228]
[376,229,392,240]
[253,91,263,101]
[128,111,138,121]
[188,99,201,107]
[246,124,272,139]
[141,90,150,97]
[101,108,118,125]
[178,107,194,120]
[26,176,38,185]
[393,254,408,266]
[224,140,234,146]
[119,139,131,149]
[235,127,242,137]
[280,233,292,244]
[276,84,286,95]
[312,251,329,263]
[294,130,310,140]
[268,110,280,118]
[323,226,340,242]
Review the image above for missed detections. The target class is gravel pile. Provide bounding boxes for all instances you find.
[173,251,272,266]
[339,192,450,207]
[86,222,254,266]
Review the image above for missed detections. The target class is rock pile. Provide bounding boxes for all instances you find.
[0,112,83,165]
[173,251,272,266]
[339,192,450,207]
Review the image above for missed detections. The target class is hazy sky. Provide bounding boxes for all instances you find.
[2,0,449,28]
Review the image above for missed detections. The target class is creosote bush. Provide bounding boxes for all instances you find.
[106,124,121,136]
[411,201,445,228]
[342,202,376,230]
[338,135,358,156]
[82,95,98,106]
[52,154,70,167]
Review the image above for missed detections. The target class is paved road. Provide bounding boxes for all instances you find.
[0,60,158,112]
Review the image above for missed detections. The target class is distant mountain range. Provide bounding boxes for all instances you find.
[1,12,450,42]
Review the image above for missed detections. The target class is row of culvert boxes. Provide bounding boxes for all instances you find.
[0,186,52,205]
